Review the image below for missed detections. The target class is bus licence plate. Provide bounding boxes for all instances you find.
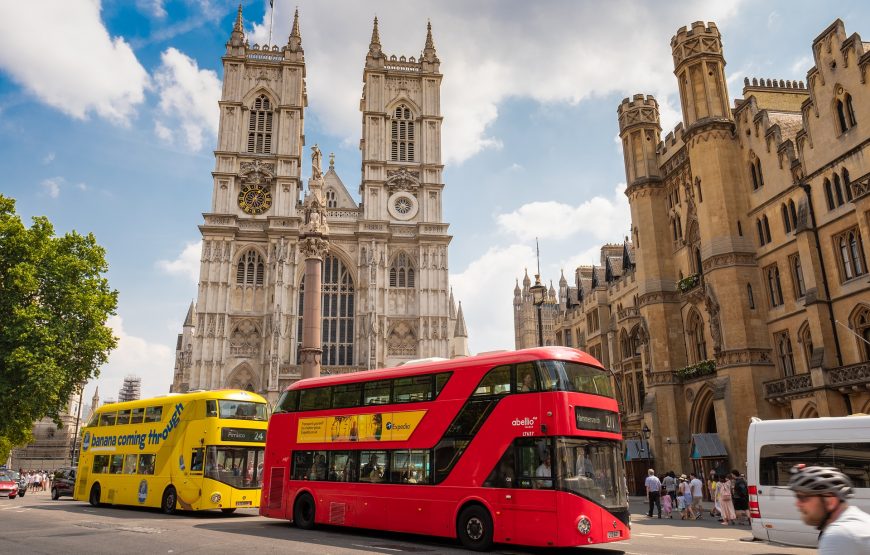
[607,530,621,539]
[236,501,252,507]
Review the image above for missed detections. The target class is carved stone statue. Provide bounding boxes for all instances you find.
[311,144,323,180]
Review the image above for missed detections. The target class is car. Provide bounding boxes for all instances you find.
[0,471,19,499]
[51,466,77,500]
[10,471,27,497]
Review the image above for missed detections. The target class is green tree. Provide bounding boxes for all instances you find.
[0,195,118,458]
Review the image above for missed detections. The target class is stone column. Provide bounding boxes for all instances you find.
[299,236,329,379]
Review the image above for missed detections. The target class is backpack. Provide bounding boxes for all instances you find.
[734,477,748,499]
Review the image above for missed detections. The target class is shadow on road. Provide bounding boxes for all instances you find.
[25,497,260,521]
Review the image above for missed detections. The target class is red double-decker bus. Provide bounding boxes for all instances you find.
[260,347,629,550]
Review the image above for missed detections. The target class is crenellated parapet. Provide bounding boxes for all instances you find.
[671,21,722,68]
[743,77,806,91]
[617,94,661,134]
[618,95,662,188]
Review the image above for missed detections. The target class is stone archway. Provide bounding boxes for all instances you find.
[226,364,258,392]
[799,403,819,419]
[691,386,717,434]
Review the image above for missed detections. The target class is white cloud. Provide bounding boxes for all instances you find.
[40,177,63,198]
[248,0,743,165]
[450,244,536,353]
[87,314,174,402]
[42,152,55,165]
[153,47,222,151]
[154,120,174,143]
[496,184,630,241]
[0,0,148,124]
[136,0,167,18]
[791,55,813,75]
[157,241,202,284]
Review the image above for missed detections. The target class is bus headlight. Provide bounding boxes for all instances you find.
[210,492,222,504]
[577,516,592,535]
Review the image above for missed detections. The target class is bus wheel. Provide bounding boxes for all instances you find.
[89,484,101,507]
[51,487,59,501]
[161,486,178,515]
[293,493,316,530]
[221,508,236,514]
[457,505,493,552]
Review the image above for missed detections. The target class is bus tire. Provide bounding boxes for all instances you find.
[457,504,493,552]
[293,492,316,530]
[51,487,59,500]
[221,508,237,514]
[161,486,178,515]
[89,484,101,507]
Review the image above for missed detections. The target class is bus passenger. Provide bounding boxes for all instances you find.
[520,372,536,392]
[361,454,382,482]
[535,452,553,488]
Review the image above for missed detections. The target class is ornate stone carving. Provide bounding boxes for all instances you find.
[704,252,757,271]
[704,282,722,355]
[240,160,275,177]
[385,167,421,193]
[715,348,774,369]
[230,320,261,357]
[638,290,680,308]
[387,321,417,356]
[299,236,329,260]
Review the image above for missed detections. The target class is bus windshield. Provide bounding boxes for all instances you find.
[218,400,267,421]
[205,446,264,489]
[556,438,627,509]
[539,360,614,398]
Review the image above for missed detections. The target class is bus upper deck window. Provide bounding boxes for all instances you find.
[131,407,145,424]
[206,400,217,417]
[145,406,163,423]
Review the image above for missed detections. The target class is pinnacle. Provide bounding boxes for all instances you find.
[371,16,381,47]
[425,20,435,50]
[234,4,243,32]
[291,7,301,39]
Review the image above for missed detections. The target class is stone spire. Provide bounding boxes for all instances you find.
[183,301,195,327]
[228,4,245,47]
[288,7,303,52]
[89,387,100,418]
[548,280,556,300]
[422,19,439,66]
[559,269,567,286]
[368,16,382,57]
[514,278,521,296]
[454,301,468,338]
[449,287,457,320]
[522,268,531,289]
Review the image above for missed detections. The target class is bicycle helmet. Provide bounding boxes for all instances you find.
[788,464,853,501]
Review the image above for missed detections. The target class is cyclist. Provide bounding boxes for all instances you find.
[788,464,870,554]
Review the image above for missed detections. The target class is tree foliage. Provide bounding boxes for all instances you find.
[0,195,118,452]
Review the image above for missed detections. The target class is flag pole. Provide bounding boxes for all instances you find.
[268,0,275,45]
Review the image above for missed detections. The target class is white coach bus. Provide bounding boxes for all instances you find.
[746,415,870,547]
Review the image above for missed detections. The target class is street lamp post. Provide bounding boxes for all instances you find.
[530,274,547,347]
[642,423,651,470]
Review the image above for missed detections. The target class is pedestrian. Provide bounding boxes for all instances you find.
[678,474,694,520]
[690,472,704,520]
[662,488,674,518]
[645,468,662,518]
[718,474,736,525]
[788,464,870,555]
[708,469,720,517]
[731,470,750,525]
[662,470,677,506]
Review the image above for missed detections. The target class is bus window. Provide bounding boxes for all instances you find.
[206,400,217,417]
[435,372,451,397]
[538,360,614,398]
[556,438,627,508]
[145,406,163,423]
[130,407,145,424]
[191,448,204,473]
[447,399,499,436]
[138,454,155,475]
[218,400,267,420]
[273,391,298,413]
[515,362,538,392]
[364,380,391,405]
[116,409,131,425]
[332,383,363,408]
[516,438,553,489]
[474,365,511,396]
[110,454,124,474]
[99,412,116,426]
[391,449,430,484]
[330,451,358,482]
[360,451,388,483]
[299,388,331,411]
[484,447,516,488]
[292,451,316,481]
[123,454,137,474]
[206,446,264,488]
[433,439,469,483]
[393,375,433,403]
[93,455,109,474]
[86,412,99,427]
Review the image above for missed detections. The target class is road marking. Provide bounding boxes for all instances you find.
[632,532,663,537]
[701,538,732,542]
[350,545,403,553]
[667,535,696,539]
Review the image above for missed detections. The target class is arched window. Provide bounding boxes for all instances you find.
[756,218,765,246]
[296,254,355,366]
[750,162,759,190]
[747,283,755,309]
[781,204,792,234]
[687,310,707,364]
[836,99,849,133]
[389,252,415,288]
[833,173,844,206]
[854,306,870,361]
[789,200,798,230]
[325,188,337,208]
[843,168,852,202]
[790,254,806,298]
[845,94,857,127]
[798,323,813,371]
[247,95,273,154]
[776,331,795,377]
[763,215,772,244]
[236,249,265,285]
[390,105,415,162]
[825,178,835,210]
[767,264,783,307]
[756,159,764,188]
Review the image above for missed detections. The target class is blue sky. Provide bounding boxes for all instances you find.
[1,0,867,401]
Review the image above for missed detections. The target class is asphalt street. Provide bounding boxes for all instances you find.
[0,491,811,555]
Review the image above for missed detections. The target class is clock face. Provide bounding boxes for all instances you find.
[238,184,272,215]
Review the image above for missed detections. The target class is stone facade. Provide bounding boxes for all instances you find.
[170,11,468,403]
[10,390,85,471]
[537,19,870,478]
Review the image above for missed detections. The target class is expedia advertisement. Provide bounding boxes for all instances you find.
[296,410,426,444]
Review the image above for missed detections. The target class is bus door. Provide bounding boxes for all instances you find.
[177,447,205,509]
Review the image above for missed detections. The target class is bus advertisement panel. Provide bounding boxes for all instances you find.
[260,347,630,551]
[75,390,268,514]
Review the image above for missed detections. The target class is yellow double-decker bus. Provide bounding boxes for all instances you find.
[75,390,268,514]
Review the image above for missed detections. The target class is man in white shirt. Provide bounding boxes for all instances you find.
[645,469,662,518]
[535,452,552,488]
[790,465,870,555]
[689,472,704,518]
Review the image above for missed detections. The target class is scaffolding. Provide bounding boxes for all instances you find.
[117,375,142,402]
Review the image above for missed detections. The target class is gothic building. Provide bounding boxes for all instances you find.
[170,9,468,403]
[512,269,564,349]
[528,19,870,483]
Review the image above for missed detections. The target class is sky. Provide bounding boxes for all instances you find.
[1,0,868,402]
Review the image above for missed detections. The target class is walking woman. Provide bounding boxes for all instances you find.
[717,474,737,525]
[678,474,695,520]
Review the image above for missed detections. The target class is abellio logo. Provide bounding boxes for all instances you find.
[81,431,91,452]
[511,416,538,436]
